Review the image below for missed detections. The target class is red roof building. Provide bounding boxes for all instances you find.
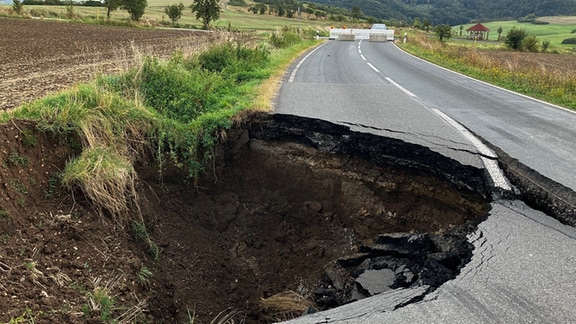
[466,23,490,40]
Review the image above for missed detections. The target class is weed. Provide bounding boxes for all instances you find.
[1,234,9,244]
[6,308,42,324]
[5,152,30,167]
[87,275,122,321]
[0,209,9,219]
[186,307,196,324]
[92,287,114,321]
[136,267,153,287]
[10,180,28,195]
[20,128,38,147]
[148,242,160,260]
[133,222,160,260]
[44,174,61,199]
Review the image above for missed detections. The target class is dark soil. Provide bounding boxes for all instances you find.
[0,112,490,323]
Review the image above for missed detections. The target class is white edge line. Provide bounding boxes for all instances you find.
[432,108,512,191]
[288,42,327,83]
[390,43,576,115]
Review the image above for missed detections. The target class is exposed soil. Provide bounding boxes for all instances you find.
[0,17,573,324]
[0,18,215,111]
[0,114,490,323]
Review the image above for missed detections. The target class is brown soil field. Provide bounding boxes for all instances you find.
[0,17,215,111]
[0,16,573,324]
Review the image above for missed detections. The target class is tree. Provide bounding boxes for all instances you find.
[121,0,147,21]
[412,17,421,29]
[304,7,314,19]
[350,6,362,23]
[422,18,431,32]
[435,24,452,41]
[505,27,527,50]
[165,3,184,24]
[190,0,221,29]
[103,0,121,18]
[497,26,503,41]
[12,0,23,15]
[257,3,267,14]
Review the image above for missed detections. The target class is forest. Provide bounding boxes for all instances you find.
[255,0,576,25]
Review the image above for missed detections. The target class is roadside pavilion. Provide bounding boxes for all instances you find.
[466,23,490,40]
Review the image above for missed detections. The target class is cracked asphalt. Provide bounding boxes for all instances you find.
[274,40,576,323]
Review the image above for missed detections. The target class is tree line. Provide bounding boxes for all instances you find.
[309,0,576,26]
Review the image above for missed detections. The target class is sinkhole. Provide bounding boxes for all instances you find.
[142,113,491,323]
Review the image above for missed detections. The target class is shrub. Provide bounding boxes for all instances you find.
[196,42,270,80]
[561,37,576,44]
[228,0,246,6]
[505,27,527,50]
[270,27,303,48]
[522,35,539,52]
[541,39,551,53]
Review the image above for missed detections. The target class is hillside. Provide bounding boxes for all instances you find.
[308,0,576,25]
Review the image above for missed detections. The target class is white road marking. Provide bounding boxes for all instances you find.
[288,43,327,83]
[385,77,416,98]
[367,63,380,73]
[432,108,513,191]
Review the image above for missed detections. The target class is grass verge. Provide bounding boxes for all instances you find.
[398,32,576,110]
[0,28,321,221]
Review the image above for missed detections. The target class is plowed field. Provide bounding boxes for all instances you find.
[0,18,214,110]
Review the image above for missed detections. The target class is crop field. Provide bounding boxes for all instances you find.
[0,17,217,110]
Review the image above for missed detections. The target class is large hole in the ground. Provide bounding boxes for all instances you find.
[141,113,490,323]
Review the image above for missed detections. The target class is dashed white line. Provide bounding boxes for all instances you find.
[385,77,416,98]
[367,63,380,73]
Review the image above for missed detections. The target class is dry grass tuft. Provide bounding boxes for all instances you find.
[260,290,316,322]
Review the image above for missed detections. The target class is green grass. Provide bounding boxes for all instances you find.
[0,1,335,31]
[452,19,576,50]
[399,31,576,110]
[0,26,321,221]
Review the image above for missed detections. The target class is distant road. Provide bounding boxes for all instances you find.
[275,39,576,324]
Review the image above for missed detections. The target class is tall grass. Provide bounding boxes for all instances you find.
[0,28,321,219]
[400,32,576,110]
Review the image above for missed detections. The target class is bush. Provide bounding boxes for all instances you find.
[522,35,539,52]
[270,27,303,48]
[196,42,270,80]
[505,27,527,50]
[561,38,576,44]
[228,0,246,6]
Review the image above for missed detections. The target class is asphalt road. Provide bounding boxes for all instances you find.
[275,40,576,323]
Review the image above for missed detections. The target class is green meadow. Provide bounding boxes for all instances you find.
[0,0,334,31]
[453,17,576,49]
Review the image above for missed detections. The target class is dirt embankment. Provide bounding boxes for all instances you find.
[0,113,490,323]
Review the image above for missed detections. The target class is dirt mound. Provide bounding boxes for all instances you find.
[0,113,490,323]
